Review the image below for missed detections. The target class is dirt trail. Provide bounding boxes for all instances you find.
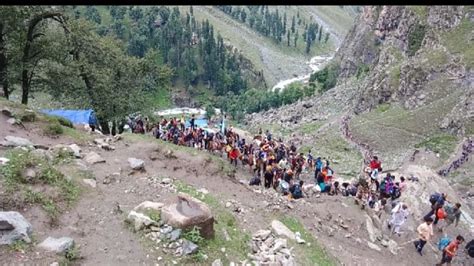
[1,109,472,265]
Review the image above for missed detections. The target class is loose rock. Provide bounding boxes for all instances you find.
[0,211,33,245]
[84,152,105,164]
[38,237,74,254]
[82,178,97,188]
[128,158,145,170]
[367,241,381,252]
[1,136,34,148]
[271,220,295,240]
[182,239,199,255]
[69,144,82,158]
[126,210,156,231]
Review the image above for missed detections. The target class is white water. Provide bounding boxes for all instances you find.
[271,55,334,91]
[155,107,221,117]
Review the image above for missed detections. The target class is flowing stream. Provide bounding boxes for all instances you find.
[271,55,334,91]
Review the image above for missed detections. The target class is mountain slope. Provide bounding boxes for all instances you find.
[178,6,356,87]
[246,5,474,215]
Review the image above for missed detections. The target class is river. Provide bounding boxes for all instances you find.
[271,55,334,91]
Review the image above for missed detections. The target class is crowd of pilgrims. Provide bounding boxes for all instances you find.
[127,113,471,263]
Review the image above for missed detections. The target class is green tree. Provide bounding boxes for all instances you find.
[287,31,290,46]
[325,32,330,43]
[85,6,101,24]
[294,30,298,47]
[291,15,296,33]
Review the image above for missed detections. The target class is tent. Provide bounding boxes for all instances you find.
[185,118,208,128]
[41,109,98,126]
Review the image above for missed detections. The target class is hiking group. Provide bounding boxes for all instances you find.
[128,113,472,265]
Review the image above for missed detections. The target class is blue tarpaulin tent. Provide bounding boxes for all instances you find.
[41,109,98,125]
[185,118,208,128]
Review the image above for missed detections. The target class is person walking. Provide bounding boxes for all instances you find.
[388,202,409,236]
[438,202,462,232]
[436,235,465,266]
[414,217,434,255]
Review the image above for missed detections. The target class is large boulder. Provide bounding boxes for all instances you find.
[84,152,105,164]
[161,193,215,239]
[271,220,295,240]
[1,136,33,148]
[0,211,33,245]
[128,158,145,170]
[38,237,74,254]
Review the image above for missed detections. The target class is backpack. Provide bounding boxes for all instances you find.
[430,193,441,205]
[392,186,401,199]
[438,237,451,251]
[292,185,302,198]
[466,239,474,258]
[249,176,261,186]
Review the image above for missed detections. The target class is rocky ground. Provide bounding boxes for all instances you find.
[0,100,473,265]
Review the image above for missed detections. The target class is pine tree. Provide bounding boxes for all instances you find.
[287,31,290,46]
[305,32,311,54]
[318,26,323,42]
[294,30,298,47]
[190,6,193,15]
[325,32,330,43]
[291,15,295,33]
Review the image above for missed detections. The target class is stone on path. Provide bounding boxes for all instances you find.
[271,220,295,240]
[212,259,223,266]
[161,193,214,239]
[38,237,74,254]
[1,136,33,148]
[84,152,105,164]
[182,239,199,255]
[128,158,145,170]
[126,210,156,231]
[388,239,399,255]
[69,144,82,158]
[252,229,271,240]
[367,241,381,252]
[82,178,97,188]
[0,211,33,245]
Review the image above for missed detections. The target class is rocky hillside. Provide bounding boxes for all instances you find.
[245,6,473,202]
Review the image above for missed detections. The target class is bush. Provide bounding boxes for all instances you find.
[56,117,73,128]
[356,63,370,79]
[18,111,36,122]
[309,63,340,92]
[43,123,64,136]
[407,23,426,56]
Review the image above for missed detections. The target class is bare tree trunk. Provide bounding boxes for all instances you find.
[0,22,9,99]
[21,12,62,105]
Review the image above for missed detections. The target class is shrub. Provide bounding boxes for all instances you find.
[18,111,36,122]
[43,123,64,136]
[407,23,426,56]
[309,63,340,92]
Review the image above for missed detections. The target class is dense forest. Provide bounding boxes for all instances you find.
[216,6,330,54]
[0,6,334,131]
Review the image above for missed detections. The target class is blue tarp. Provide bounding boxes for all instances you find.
[185,118,208,128]
[41,109,98,125]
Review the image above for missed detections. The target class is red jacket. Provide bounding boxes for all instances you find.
[370,160,381,170]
